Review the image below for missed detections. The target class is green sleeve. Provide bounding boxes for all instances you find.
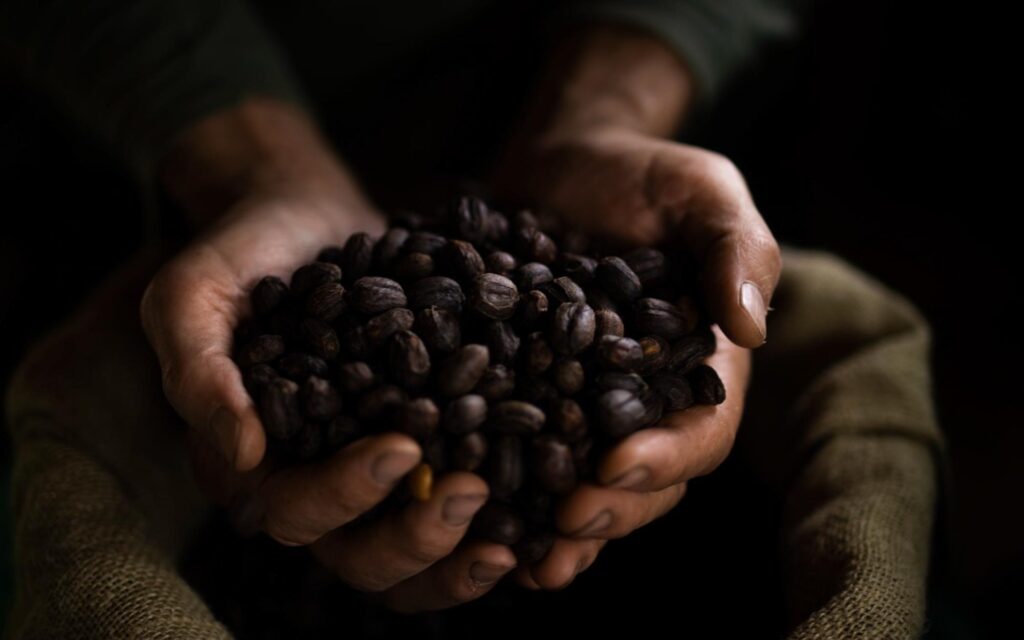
[562,0,800,109]
[0,0,304,180]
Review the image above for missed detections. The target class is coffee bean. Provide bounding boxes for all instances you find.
[514,226,558,264]
[337,361,376,393]
[669,330,716,373]
[413,306,461,354]
[531,435,577,494]
[259,378,302,440]
[559,253,597,286]
[393,397,440,440]
[301,376,342,420]
[451,195,493,245]
[470,273,520,320]
[689,364,726,405]
[305,282,347,322]
[639,388,665,427]
[471,500,524,544]
[552,358,585,395]
[596,335,643,371]
[550,302,596,355]
[393,252,435,281]
[485,321,521,364]
[291,422,324,460]
[516,376,559,406]
[639,335,671,373]
[596,371,648,393]
[408,276,465,312]
[596,389,647,437]
[486,438,524,501]
[243,363,277,395]
[299,319,340,360]
[485,250,517,276]
[436,344,489,396]
[251,276,289,317]
[405,231,448,255]
[372,227,410,273]
[237,334,285,367]
[442,394,488,434]
[515,262,554,292]
[594,308,625,339]
[523,332,554,375]
[364,307,415,347]
[634,297,689,340]
[517,290,549,330]
[356,384,407,422]
[442,239,485,282]
[622,248,666,288]
[389,330,431,389]
[474,364,516,400]
[596,256,642,304]
[650,373,694,411]
[277,352,329,381]
[340,232,375,284]
[449,431,488,471]
[539,276,586,306]
[489,400,545,435]
[351,277,407,315]
[585,286,618,312]
[340,325,371,360]
[316,245,345,267]
[291,262,342,296]
[325,415,360,449]
[551,398,587,442]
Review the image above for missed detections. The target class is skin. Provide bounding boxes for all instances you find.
[141,25,781,610]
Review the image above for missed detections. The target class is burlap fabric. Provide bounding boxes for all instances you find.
[3,248,945,639]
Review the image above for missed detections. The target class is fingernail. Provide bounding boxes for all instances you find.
[469,561,512,585]
[210,406,240,468]
[740,281,767,343]
[572,510,612,537]
[442,494,488,526]
[371,450,420,484]
[608,466,650,490]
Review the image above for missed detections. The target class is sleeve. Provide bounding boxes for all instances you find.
[561,0,801,109]
[0,0,305,179]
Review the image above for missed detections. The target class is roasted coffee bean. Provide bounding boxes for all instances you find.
[585,286,618,312]
[517,290,549,330]
[291,262,342,296]
[594,308,625,339]
[408,276,465,312]
[268,308,300,340]
[486,437,524,501]
[572,436,596,480]
[513,528,554,564]
[596,256,642,304]
[639,388,665,427]
[393,397,440,440]
[277,353,329,381]
[622,248,667,288]
[523,331,554,375]
[305,282,346,322]
[351,277,407,315]
[674,295,700,335]
[391,210,425,231]
[452,195,493,245]
[259,378,302,440]
[596,389,647,437]
[340,232,375,284]
[337,361,376,393]
[372,227,410,273]
[356,384,407,422]
[316,245,346,267]
[389,330,431,389]
[471,500,524,544]
[516,488,555,526]
[559,253,597,286]
[243,363,277,395]
[291,422,324,460]
[650,373,694,411]
[634,297,690,340]
[364,307,415,347]
[516,376,559,406]
[551,398,587,442]
[436,344,489,396]
[340,325,371,360]
[539,276,586,306]
[423,434,448,472]
[413,306,461,354]
[474,365,515,400]
[485,321,521,364]
[639,335,671,373]
[470,273,520,320]
[596,335,643,371]
[512,210,540,232]
[442,394,488,434]
[550,302,596,355]
[324,415,360,449]
[514,226,558,264]
[689,364,726,405]
[485,250,517,276]
[408,463,433,501]
[393,252,434,281]
[596,371,648,393]
[405,231,448,255]
[669,330,716,373]
[531,435,577,495]
[251,276,289,317]
[489,401,545,435]
[552,358,585,395]
[449,431,488,471]
[515,262,553,292]
[301,376,342,420]
[237,334,285,366]
[442,239,485,282]
[299,319,340,360]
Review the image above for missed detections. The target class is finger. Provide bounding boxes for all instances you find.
[257,433,421,545]
[556,482,687,540]
[140,250,266,471]
[380,541,517,612]
[526,537,607,590]
[310,471,489,591]
[597,327,750,491]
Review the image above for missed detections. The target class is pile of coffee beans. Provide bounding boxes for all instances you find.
[234,196,724,564]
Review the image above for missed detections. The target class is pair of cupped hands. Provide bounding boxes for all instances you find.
[141,98,780,612]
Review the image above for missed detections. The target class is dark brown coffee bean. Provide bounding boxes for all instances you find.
[436,344,489,396]
[364,307,415,347]
[337,361,376,393]
[351,277,407,315]
[291,422,324,460]
[573,436,596,480]
[669,330,716,373]
[442,394,488,434]
[408,276,465,312]
[471,500,524,544]
[596,335,643,371]
[237,334,285,366]
[622,247,667,288]
[413,306,461,354]
[539,276,586,305]
[559,253,598,286]
[451,195,492,245]
[391,210,425,230]
[552,358,585,395]
[250,276,289,317]
[634,297,690,340]
[304,282,347,322]
[268,308,300,341]
[513,528,554,564]
[515,262,553,292]
[639,388,665,427]
[389,330,431,389]
[485,250,517,276]
[356,384,407,422]
[596,371,648,393]
[516,376,559,406]
[639,335,671,373]
[393,397,440,440]
[585,286,618,312]
[449,431,488,472]
[517,290,549,330]
[485,321,521,364]
[259,378,302,440]
[514,226,558,264]
[689,364,726,405]
[650,373,694,411]
[340,232,375,284]
[489,401,545,435]
[277,353,329,382]
[470,273,519,320]
[316,245,345,266]
[531,435,577,495]
[405,231,448,255]
[243,363,277,395]
[512,209,540,231]
[324,415,360,449]
[515,488,555,526]
[674,295,701,335]
[596,256,642,304]
[594,308,625,339]
[299,319,340,360]
[291,261,342,296]
[474,365,516,400]
[340,325,371,360]
[523,331,554,375]
[442,239,485,282]
[486,438,524,502]
[550,302,596,355]
[372,227,410,273]
[422,435,448,472]
[393,252,435,281]
[301,376,342,420]
[551,398,587,442]
[596,389,647,437]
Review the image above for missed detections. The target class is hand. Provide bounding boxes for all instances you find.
[141,99,516,611]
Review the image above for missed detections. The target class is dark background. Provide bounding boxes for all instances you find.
[0,0,1017,636]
